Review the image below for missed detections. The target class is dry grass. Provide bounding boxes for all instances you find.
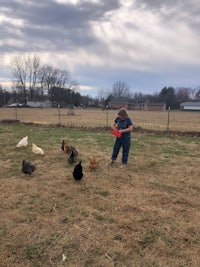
[1,107,200,132]
[0,123,200,267]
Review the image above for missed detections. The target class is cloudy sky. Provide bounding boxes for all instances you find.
[0,0,200,97]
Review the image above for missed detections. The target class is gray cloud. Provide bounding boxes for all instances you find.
[0,0,200,95]
[1,0,120,51]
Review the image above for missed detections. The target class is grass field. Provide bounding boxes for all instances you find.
[0,123,200,267]
[1,107,200,132]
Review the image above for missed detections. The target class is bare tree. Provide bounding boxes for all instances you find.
[194,88,200,101]
[10,54,41,102]
[10,55,27,103]
[112,81,131,97]
[10,54,78,104]
[26,54,40,98]
[39,65,78,100]
[97,88,111,104]
[175,87,192,104]
[39,65,57,95]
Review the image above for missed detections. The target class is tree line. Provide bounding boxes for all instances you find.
[98,81,200,109]
[0,54,89,107]
[0,55,200,109]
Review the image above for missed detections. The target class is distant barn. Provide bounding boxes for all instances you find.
[180,102,200,111]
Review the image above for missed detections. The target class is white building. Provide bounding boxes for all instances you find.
[27,100,51,108]
[180,102,200,111]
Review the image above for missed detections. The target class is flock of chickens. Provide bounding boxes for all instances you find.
[17,136,98,181]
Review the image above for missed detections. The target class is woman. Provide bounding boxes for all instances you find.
[110,108,133,165]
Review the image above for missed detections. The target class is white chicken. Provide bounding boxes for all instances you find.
[16,136,28,148]
[32,143,45,155]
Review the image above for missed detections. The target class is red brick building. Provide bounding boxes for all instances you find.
[108,97,131,109]
[108,97,166,111]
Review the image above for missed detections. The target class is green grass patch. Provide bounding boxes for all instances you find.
[0,123,200,267]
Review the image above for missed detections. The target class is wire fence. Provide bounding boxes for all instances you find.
[1,107,200,133]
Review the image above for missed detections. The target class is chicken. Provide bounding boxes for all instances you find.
[88,156,98,170]
[61,140,78,161]
[61,140,66,151]
[73,161,83,181]
[16,136,28,148]
[68,150,76,164]
[64,144,72,153]
[61,140,71,153]
[22,160,36,175]
[32,143,45,155]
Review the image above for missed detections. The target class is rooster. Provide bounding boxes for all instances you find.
[22,160,36,175]
[61,140,78,161]
[16,136,28,148]
[73,161,83,181]
[32,143,45,155]
[61,140,71,153]
[88,156,98,170]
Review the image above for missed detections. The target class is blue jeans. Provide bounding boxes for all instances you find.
[111,136,131,164]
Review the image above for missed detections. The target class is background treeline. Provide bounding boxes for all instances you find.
[0,54,200,109]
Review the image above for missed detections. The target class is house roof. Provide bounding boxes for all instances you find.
[147,102,166,106]
[180,102,200,106]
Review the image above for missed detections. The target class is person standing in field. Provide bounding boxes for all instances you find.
[110,108,133,165]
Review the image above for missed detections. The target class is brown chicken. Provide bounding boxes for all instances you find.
[64,144,72,153]
[61,140,71,153]
[88,156,98,170]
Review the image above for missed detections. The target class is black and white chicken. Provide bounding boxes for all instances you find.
[68,150,76,164]
[22,160,36,175]
[73,161,83,181]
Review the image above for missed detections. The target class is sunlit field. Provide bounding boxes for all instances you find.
[0,123,200,266]
[1,107,200,132]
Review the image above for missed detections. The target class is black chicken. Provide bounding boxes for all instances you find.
[22,160,36,175]
[73,161,83,181]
